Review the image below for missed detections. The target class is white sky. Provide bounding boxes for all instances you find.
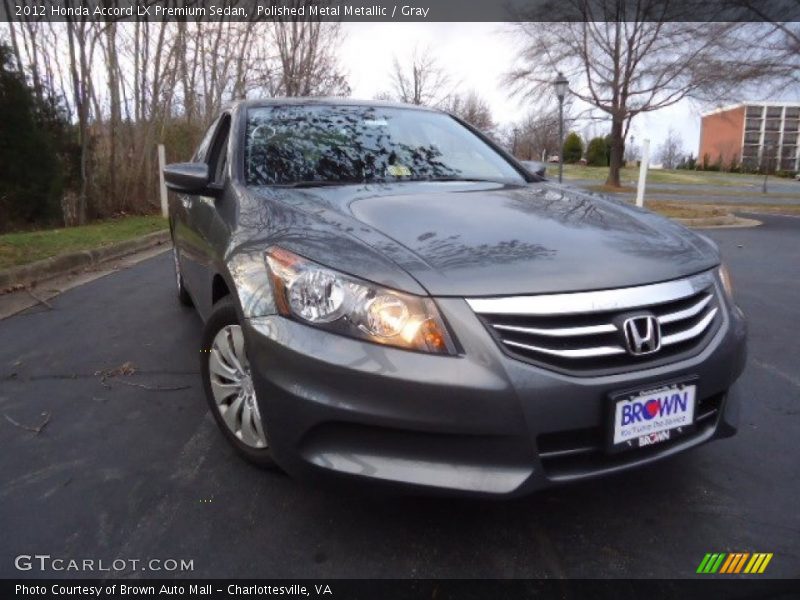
[340,22,708,156]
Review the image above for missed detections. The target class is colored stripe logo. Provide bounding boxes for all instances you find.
[697,552,773,574]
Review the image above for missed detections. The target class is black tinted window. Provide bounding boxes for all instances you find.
[244,105,524,186]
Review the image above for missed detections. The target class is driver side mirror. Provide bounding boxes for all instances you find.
[163,162,211,194]
[519,160,547,178]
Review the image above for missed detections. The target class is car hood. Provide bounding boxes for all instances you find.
[247,181,719,297]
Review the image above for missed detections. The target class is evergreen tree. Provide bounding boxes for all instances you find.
[586,137,608,166]
[0,44,64,230]
[562,132,584,164]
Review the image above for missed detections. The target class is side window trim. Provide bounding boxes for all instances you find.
[207,114,231,186]
[193,116,221,163]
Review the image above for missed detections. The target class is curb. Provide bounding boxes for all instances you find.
[673,214,762,228]
[0,230,170,292]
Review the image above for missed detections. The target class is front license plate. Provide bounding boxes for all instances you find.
[610,382,696,452]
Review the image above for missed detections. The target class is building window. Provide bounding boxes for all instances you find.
[764,132,780,145]
[742,156,760,170]
[745,118,762,131]
[743,143,760,155]
[766,106,783,119]
[744,131,761,144]
[745,105,764,118]
[785,107,800,119]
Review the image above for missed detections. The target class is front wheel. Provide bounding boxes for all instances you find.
[200,296,276,468]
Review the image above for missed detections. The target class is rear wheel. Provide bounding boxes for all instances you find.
[172,242,193,306]
[201,296,276,467]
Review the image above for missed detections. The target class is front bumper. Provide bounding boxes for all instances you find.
[243,297,747,497]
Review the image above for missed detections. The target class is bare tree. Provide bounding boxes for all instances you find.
[729,11,800,93]
[657,128,684,169]
[389,46,450,107]
[2,15,352,224]
[505,6,782,187]
[63,7,99,223]
[446,90,495,133]
[271,19,349,97]
[507,109,574,161]
[624,138,640,164]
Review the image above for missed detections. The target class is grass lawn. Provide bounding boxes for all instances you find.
[0,215,167,270]
[584,183,800,200]
[645,201,731,219]
[645,200,800,219]
[561,164,768,186]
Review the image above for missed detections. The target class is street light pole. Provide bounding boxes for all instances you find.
[553,71,569,184]
[558,101,564,183]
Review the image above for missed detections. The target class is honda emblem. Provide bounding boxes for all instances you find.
[622,315,661,356]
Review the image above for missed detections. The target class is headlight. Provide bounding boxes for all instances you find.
[265,247,457,355]
[718,264,734,300]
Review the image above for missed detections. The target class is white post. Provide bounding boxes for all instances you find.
[158,144,168,218]
[636,138,650,207]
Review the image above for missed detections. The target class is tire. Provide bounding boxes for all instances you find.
[172,241,193,307]
[200,296,276,468]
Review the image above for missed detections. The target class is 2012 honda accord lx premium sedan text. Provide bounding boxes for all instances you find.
[164,99,747,497]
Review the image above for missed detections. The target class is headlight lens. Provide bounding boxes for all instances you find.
[364,294,409,337]
[288,269,347,323]
[265,247,457,355]
[719,264,734,300]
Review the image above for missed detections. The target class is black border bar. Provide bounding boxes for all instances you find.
[2,0,800,22]
[4,579,800,600]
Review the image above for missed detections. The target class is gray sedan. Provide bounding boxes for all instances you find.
[164,99,747,496]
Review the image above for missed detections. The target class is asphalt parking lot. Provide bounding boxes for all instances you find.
[1,213,798,579]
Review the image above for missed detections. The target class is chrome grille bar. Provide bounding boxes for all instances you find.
[658,294,712,324]
[662,308,718,347]
[504,339,626,358]
[468,270,722,373]
[466,271,715,316]
[493,323,618,337]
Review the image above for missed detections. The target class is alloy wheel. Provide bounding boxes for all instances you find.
[208,325,268,449]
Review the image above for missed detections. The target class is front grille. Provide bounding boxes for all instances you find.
[537,392,725,479]
[466,271,723,376]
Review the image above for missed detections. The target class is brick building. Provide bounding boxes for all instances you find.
[698,102,800,172]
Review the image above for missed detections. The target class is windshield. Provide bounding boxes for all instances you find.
[244,105,526,186]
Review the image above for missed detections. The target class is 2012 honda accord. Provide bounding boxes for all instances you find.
[164,99,747,496]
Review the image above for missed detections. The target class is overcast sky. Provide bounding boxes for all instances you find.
[340,22,714,158]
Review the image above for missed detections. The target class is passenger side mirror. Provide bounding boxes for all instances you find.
[163,162,211,194]
[519,160,547,178]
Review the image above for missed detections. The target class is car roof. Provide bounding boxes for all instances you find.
[225,97,442,113]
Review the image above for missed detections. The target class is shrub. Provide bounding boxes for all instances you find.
[562,132,584,164]
[0,44,65,231]
[586,137,608,166]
